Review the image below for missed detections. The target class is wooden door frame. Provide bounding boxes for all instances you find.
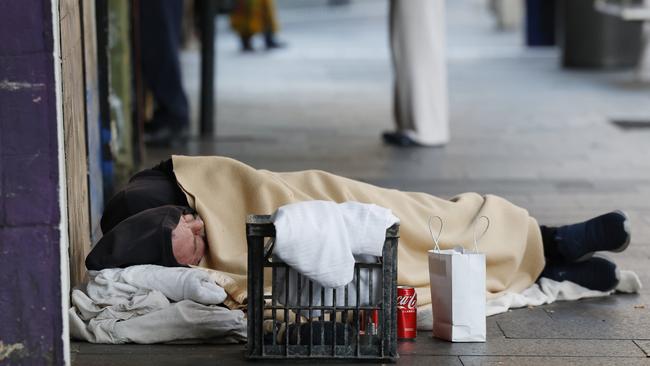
[59,0,93,289]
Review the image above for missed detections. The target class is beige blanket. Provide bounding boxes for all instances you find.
[172,155,545,309]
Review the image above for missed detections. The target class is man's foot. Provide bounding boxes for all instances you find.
[552,210,631,262]
[540,256,619,292]
[381,131,421,147]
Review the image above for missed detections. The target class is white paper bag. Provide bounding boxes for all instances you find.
[427,216,488,342]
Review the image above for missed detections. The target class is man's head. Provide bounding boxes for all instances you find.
[86,205,207,270]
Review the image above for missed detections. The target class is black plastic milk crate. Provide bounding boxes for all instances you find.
[245,215,400,362]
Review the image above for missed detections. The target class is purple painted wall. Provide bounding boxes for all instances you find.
[0,0,64,365]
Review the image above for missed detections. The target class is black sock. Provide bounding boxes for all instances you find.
[540,256,619,292]
[556,211,630,262]
[540,225,562,262]
[540,211,630,263]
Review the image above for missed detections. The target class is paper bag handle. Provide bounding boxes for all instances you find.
[428,215,443,252]
[472,216,490,253]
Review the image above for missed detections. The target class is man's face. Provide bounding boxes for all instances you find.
[171,213,206,265]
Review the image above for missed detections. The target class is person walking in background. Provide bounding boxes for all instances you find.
[139,0,190,147]
[383,0,450,147]
[230,0,286,52]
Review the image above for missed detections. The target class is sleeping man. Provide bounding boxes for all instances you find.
[87,155,632,309]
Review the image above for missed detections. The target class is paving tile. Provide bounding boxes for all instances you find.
[72,353,463,366]
[397,334,642,357]
[70,343,461,366]
[72,353,223,366]
[394,356,463,366]
[496,300,650,340]
[634,340,650,357]
[460,356,650,366]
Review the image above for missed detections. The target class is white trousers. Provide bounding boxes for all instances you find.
[389,0,450,146]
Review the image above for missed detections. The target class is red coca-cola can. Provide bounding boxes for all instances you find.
[397,286,417,340]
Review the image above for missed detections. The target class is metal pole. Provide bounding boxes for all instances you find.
[200,0,216,136]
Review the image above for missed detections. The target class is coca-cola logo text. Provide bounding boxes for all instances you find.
[397,294,417,309]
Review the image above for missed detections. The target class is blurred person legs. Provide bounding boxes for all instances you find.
[384,0,449,147]
[230,0,285,51]
[489,0,524,30]
[140,0,190,147]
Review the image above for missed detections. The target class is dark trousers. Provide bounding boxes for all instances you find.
[139,0,189,130]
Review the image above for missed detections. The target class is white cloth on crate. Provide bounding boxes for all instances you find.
[271,200,399,288]
[417,270,642,330]
[271,201,398,316]
[69,265,247,344]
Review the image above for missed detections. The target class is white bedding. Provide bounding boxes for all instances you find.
[69,265,247,344]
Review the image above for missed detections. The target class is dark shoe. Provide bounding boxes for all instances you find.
[553,210,631,263]
[241,35,254,52]
[381,131,421,147]
[264,32,286,50]
[540,256,619,292]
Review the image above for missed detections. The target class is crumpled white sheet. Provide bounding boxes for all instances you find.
[417,270,642,330]
[272,200,399,288]
[69,265,247,344]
